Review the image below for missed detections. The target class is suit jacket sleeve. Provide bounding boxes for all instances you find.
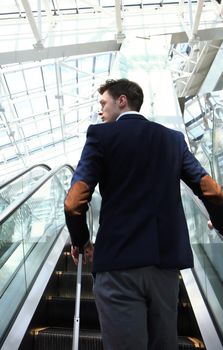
[181,136,223,235]
[64,125,103,248]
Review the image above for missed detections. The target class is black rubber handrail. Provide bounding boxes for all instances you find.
[0,164,51,190]
[0,164,74,226]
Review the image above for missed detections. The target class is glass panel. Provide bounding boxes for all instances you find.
[212,111,223,185]
[2,145,17,161]
[24,68,43,92]
[14,100,33,119]
[22,122,37,138]
[42,65,57,87]
[95,54,111,74]
[181,184,223,337]
[25,137,38,149]
[100,0,116,5]
[4,71,27,96]
[0,165,50,212]
[188,125,204,140]
[0,165,73,341]
[30,97,47,115]
[35,117,51,133]
[181,91,223,186]
[65,109,78,124]
[0,130,11,147]
[50,115,61,128]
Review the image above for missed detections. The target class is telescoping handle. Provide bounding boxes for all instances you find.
[72,247,84,350]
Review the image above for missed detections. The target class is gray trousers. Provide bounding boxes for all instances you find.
[93,266,179,350]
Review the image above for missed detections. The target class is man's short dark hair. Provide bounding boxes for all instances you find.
[98,78,144,112]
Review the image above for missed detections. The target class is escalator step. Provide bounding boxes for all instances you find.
[178,336,205,348]
[52,271,94,298]
[66,253,92,273]
[32,328,204,350]
[45,297,100,329]
[32,327,103,350]
[177,303,201,337]
[56,246,92,273]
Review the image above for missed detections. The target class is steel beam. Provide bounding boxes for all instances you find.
[0,40,121,65]
[115,0,125,43]
[190,0,204,40]
[21,0,44,48]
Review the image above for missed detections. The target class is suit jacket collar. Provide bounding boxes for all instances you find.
[117,113,147,122]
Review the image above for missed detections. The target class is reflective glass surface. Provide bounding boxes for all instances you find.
[181,92,223,185]
[0,164,73,341]
[0,165,50,214]
[181,183,223,336]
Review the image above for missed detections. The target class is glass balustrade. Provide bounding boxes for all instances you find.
[212,110,223,186]
[180,90,223,342]
[181,184,223,338]
[1,160,223,344]
[0,164,73,343]
[0,165,51,214]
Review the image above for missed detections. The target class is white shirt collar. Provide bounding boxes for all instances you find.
[116,111,141,121]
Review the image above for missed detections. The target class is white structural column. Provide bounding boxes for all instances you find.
[55,60,66,157]
[115,0,126,43]
[191,0,204,39]
[182,0,204,78]
[21,0,44,49]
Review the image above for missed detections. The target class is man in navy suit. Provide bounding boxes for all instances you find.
[64,78,223,350]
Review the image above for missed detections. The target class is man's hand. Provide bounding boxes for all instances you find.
[207,220,214,230]
[71,242,94,266]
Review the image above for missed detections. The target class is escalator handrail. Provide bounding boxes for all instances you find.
[181,181,209,219]
[181,181,223,239]
[0,164,51,190]
[0,164,74,226]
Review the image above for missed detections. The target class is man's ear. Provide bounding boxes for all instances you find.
[119,94,128,108]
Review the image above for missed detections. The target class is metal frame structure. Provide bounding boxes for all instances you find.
[0,0,223,180]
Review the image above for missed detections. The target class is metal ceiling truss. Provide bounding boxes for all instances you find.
[170,0,223,97]
[1,0,223,176]
[18,0,125,53]
[0,72,28,165]
[0,42,113,168]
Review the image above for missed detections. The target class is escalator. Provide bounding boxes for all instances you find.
[14,189,221,349]
[1,165,223,349]
[18,242,206,350]
[0,164,74,348]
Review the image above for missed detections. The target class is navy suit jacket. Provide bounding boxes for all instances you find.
[65,114,223,273]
